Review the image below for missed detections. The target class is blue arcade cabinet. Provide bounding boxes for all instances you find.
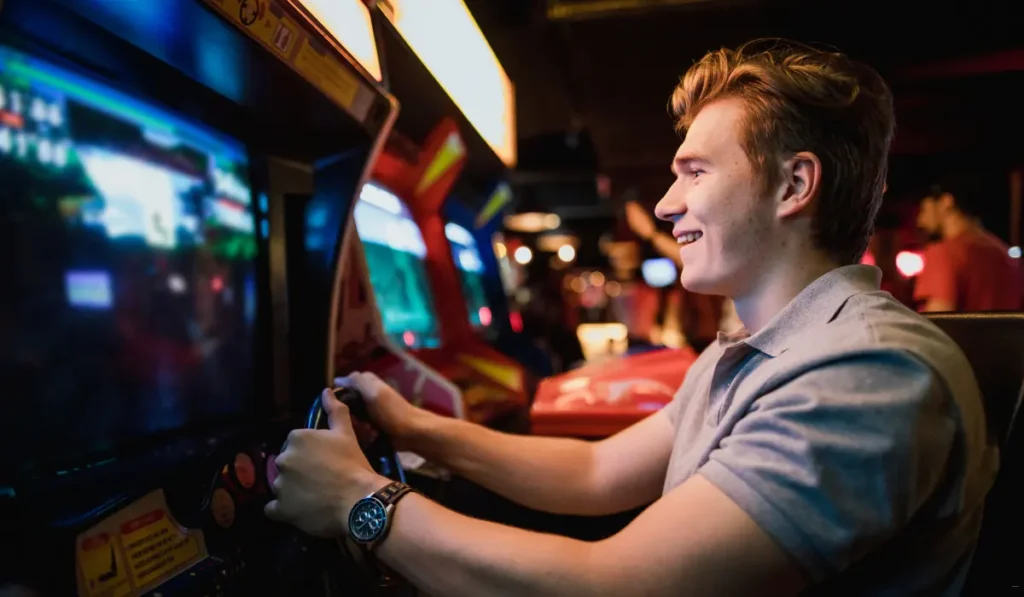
[443,183,553,378]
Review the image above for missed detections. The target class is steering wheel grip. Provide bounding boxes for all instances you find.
[307,388,405,483]
[307,387,367,430]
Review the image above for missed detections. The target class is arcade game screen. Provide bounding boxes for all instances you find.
[0,44,258,476]
[353,183,441,349]
[445,221,492,329]
[492,232,522,296]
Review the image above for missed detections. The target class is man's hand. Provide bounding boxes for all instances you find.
[335,372,438,450]
[265,389,389,537]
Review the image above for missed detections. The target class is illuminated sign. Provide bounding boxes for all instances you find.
[298,0,382,81]
[381,0,516,166]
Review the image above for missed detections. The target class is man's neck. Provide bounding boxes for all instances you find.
[941,213,979,240]
[732,256,839,334]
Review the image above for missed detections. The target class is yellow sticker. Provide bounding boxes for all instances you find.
[293,37,360,110]
[120,509,201,589]
[76,490,207,597]
[202,0,366,115]
[77,531,131,597]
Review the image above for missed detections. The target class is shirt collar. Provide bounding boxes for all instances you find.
[719,265,883,358]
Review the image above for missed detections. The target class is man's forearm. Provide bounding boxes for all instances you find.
[407,416,605,515]
[379,493,601,597]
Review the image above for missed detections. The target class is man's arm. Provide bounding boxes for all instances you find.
[407,406,676,516]
[375,349,955,596]
[269,350,955,595]
[915,244,958,312]
[376,472,804,597]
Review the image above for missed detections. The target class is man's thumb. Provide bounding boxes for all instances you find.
[320,389,352,432]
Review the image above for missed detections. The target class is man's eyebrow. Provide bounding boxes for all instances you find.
[671,154,710,173]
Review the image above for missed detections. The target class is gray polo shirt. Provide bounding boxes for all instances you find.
[662,265,998,595]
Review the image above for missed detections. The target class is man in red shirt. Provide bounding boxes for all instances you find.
[914,177,1022,311]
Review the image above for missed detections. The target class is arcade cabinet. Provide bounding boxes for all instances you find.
[340,5,534,430]
[348,128,531,428]
[444,185,554,378]
[0,0,414,594]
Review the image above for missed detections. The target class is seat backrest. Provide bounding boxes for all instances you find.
[925,312,1024,594]
[926,313,1024,449]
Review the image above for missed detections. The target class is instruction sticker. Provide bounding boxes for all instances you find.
[76,490,208,597]
[120,508,201,588]
[77,531,131,597]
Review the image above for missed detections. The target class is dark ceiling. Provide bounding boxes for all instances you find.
[463,0,1024,236]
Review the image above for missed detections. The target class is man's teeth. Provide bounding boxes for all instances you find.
[677,232,703,245]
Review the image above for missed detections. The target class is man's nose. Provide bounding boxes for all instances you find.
[654,186,685,222]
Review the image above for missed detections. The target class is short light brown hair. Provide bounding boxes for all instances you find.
[670,39,895,265]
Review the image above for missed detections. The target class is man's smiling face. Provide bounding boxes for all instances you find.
[655,97,781,298]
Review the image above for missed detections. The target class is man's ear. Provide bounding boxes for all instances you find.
[776,151,822,219]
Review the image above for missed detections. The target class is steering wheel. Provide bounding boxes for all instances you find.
[298,388,416,596]
[306,388,406,485]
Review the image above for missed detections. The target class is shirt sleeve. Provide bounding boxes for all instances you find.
[914,244,957,307]
[661,345,720,428]
[660,389,685,428]
[697,350,956,582]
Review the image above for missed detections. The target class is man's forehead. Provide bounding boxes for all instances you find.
[675,98,745,159]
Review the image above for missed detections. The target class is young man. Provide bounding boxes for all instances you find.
[915,176,1023,311]
[266,40,995,596]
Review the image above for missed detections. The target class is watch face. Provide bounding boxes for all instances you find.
[349,497,387,544]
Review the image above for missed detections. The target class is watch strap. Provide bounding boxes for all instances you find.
[356,481,414,585]
[373,480,413,508]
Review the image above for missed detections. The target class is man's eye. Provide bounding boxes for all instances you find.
[690,169,705,179]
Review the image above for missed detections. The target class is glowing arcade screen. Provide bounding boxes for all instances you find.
[353,183,441,349]
[445,222,492,329]
[0,44,258,473]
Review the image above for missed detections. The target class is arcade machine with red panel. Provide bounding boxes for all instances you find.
[345,120,531,429]
[331,172,465,423]
[334,3,533,430]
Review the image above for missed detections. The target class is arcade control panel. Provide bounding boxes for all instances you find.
[78,434,295,596]
[1,425,369,596]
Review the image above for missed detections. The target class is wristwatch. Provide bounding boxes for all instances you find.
[348,480,414,551]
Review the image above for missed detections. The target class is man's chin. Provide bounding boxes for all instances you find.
[680,271,713,294]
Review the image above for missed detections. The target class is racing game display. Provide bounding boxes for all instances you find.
[445,221,492,329]
[354,183,441,349]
